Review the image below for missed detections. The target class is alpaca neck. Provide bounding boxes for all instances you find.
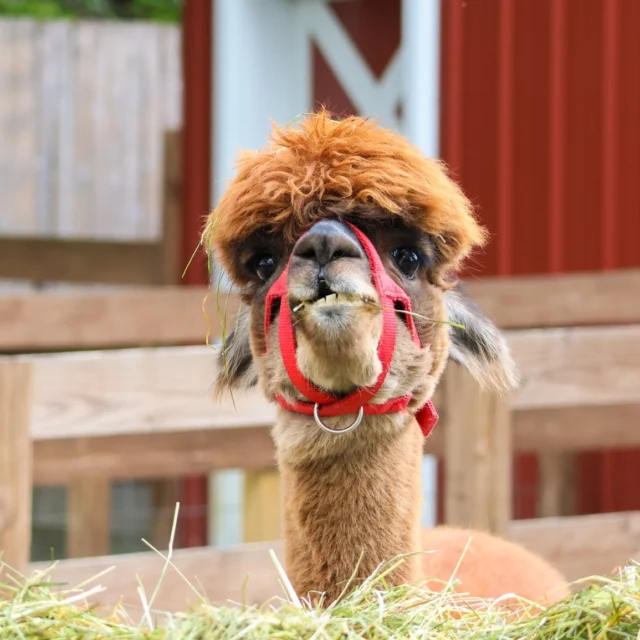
[279,414,425,603]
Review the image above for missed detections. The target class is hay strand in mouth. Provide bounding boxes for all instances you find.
[291,298,466,330]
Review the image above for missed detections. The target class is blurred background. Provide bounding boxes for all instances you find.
[0,0,638,581]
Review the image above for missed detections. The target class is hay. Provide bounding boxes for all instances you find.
[2,556,639,639]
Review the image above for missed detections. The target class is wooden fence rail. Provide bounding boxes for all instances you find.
[1,268,638,351]
[27,510,640,614]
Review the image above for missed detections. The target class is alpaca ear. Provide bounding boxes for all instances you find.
[444,287,520,393]
[213,305,258,398]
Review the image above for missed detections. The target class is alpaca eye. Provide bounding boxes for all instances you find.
[391,247,421,278]
[252,254,277,281]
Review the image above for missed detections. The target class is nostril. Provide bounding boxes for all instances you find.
[298,248,317,260]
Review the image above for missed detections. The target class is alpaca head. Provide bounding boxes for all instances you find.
[206,111,518,457]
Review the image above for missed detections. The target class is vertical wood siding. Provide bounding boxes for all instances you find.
[0,19,181,241]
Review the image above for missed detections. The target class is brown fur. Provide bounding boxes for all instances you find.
[206,111,570,609]
[420,527,569,607]
[208,109,487,283]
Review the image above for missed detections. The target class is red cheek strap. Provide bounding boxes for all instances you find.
[262,221,439,438]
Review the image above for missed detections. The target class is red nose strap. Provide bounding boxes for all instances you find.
[263,221,438,438]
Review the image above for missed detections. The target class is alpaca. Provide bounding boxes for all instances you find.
[205,110,570,607]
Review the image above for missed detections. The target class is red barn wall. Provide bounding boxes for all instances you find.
[440,0,640,519]
[313,0,640,520]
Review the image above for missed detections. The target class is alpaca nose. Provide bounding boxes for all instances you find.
[292,220,364,267]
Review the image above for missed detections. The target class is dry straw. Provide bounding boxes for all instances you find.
[2,510,639,640]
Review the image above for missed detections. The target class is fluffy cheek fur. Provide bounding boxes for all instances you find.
[398,281,450,409]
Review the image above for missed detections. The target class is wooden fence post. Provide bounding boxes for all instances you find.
[159,129,182,285]
[66,478,111,558]
[538,453,577,517]
[444,362,512,537]
[0,359,33,572]
[243,470,282,543]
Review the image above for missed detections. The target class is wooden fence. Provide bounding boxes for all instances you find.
[1,269,639,613]
[0,127,182,287]
[0,18,181,242]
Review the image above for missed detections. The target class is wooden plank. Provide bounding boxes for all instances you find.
[511,511,640,583]
[32,402,640,487]
[2,321,637,518]
[27,510,640,612]
[429,403,640,457]
[10,320,637,447]
[66,478,111,558]
[465,268,640,329]
[2,283,637,359]
[150,479,180,550]
[4,322,635,462]
[159,26,182,131]
[135,24,163,241]
[18,323,633,438]
[93,25,138,239]
[23,347,274,441]
[511,404,640,454]
[509,324,640,410]
[243,470,282,543]
[443,363,512,536]
[0,237,166,285]
[29,541,284,613]
[537,453,577,517]
[0,20,39,235]
[159,130,182,285]
[0,359,33,572]
[64,21,97,237]
[33,426,275,485]
[0,285,220,351]
[39,21,72,235]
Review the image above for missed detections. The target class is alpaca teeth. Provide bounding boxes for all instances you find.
[308,292,366,307]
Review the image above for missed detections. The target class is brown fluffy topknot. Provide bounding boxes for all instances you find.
[206,109,487,282]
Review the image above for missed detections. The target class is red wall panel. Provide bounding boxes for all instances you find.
[441,0,640,518]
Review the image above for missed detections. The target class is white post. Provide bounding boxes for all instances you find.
[213,0,312,206]
[209,0,312,546]
[401,0,442,528]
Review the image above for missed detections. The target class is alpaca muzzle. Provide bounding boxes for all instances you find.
[263,221,438,437]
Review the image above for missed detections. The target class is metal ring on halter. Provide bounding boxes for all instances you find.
[313,404,364,434]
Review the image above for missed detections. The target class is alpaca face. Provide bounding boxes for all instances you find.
[233,216,449,413]
[209,112,519,436]
[214,212,518,428]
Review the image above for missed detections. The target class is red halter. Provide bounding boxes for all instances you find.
[262,222,438,438]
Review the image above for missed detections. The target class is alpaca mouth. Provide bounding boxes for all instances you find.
[293,292,376,313]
